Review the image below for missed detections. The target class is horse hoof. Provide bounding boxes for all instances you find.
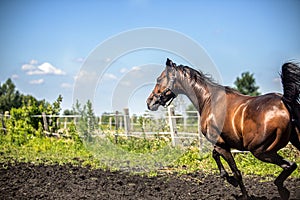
[278,187,290,200]
[227,176,239,187]
[232,194,249,200]
[241,195,249,200]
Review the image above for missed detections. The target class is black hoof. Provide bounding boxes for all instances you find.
[232,194,249,200]
[227,176,239,187]
[278,187,290,200]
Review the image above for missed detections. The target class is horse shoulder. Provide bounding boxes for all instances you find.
[217,94,252,149]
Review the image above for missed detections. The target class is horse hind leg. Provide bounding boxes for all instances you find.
[253,152,297,200]
[290,126,300,151]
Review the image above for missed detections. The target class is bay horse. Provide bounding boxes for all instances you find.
[146,58,300,199]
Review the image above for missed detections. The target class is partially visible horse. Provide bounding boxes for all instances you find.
[146,58,300,199]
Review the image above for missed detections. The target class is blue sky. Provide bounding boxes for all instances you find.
[0,0,299,115]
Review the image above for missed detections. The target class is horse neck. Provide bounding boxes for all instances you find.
[176,73,213,115]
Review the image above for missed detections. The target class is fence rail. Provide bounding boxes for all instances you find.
[1,107,202,148]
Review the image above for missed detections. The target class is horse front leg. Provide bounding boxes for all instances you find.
[213,145,248,199]
[212,148,239,187]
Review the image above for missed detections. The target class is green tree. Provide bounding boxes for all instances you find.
[63,109,75,115]
[73,100,97,141]
[0,78,22,113]
[22,94,46,108]
[0,79,49,114]
[100,112,111,123]
[234,72,260,96]
[51,94,63,115]
[86,100,97,134]
[4,95,63,144]
[45,95,63,132]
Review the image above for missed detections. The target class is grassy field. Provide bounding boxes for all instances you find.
[1,132,299,178]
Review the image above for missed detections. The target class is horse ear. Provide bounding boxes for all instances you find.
[166,58,173,67]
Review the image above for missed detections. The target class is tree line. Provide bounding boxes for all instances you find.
[0,78,63,115]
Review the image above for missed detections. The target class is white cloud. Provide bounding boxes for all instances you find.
[74,70,90,81]
[74,70,98,85]
[29,79,44,85]
[61,83,73,89]
[22,63,36,71]
[105,57,111,63]
[74,57,85,63]
[120,68,129,73]
[11,74,19,79]
[131,66,141,71]
[22,60,66,75]
[29,59,38,65]
[120,81,131,86]
[103,73,118,81]
[28,62,66,75]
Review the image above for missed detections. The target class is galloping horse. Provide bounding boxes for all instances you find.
[146,59,300,199]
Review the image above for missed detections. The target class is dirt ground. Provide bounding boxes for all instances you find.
[0,162,299,200]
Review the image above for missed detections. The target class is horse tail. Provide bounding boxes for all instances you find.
[281,62,300,130]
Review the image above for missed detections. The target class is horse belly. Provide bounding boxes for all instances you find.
[220,131,246,150]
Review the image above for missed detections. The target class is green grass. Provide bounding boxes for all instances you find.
[0,135,103,168]
[172,145,300,178]
[0,133,299,178]
[83,136,185,172]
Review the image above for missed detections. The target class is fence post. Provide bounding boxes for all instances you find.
[168,105,177,147]
[197,112,203,151]
[42,112,49,132]
[130,116,134,131]
[87,117,91,134]
[1,113,7,134]
[114,111,119,143]
[119,116,123,129]
[142,118,146,132]
[183,110,187,132]
[64,117,67,129]
[123,108,130,137]
[109,117,112,130]
[99,116,102,126]
[115,111,119,130]
[56,117,60,130]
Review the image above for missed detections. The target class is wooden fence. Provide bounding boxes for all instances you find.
[1,109,251,153]
[1,108,204,148]
[98,106,203,148]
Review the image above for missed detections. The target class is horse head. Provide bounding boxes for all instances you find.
[146,58,178,111]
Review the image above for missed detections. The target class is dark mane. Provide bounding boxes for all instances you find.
[281,62,300,103]
[175,64,239,94]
